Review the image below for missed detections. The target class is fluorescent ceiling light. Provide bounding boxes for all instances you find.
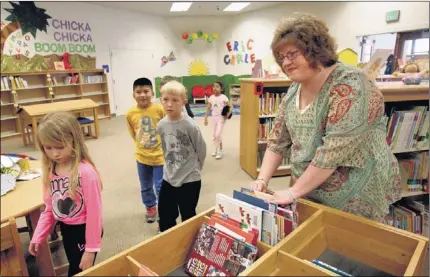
[170,2,192,12]
[223,2,250,12]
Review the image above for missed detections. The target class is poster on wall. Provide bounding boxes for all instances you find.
[188,59,210,76]
[223,38,256,66]
[1,2,97,72]
[160,51,176,67]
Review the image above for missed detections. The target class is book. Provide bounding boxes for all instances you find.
[184,223,258,277]
[215,193,264,239]
[208,214,259,245]
[54,61,65,70]
[239,188,298,241]
[233,190,278,246]
[312,259,353,277]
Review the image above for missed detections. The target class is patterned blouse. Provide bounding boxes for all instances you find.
[267,63,402,222]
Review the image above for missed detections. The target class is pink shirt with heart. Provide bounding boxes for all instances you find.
[31,161,103,252]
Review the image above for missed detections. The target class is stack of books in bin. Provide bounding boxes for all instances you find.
[184,187,298,277]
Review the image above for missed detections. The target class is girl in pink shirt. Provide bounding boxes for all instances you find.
[204,81,232,159]
[28,111,103,276]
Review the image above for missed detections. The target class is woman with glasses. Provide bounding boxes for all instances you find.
[249,13,401,222]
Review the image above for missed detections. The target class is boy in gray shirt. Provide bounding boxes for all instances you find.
[157,80,206,232]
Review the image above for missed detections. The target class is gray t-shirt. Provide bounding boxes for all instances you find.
[157,115,206,187]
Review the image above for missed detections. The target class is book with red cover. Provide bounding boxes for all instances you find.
[184,223,258,277]
[209,214,259,245]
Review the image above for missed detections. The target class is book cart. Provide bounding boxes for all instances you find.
[77,199,428,276]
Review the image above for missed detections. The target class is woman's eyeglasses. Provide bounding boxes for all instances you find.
[275,50,300,63]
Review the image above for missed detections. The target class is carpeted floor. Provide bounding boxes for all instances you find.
[1,115,428,276]
[1,115,291,276]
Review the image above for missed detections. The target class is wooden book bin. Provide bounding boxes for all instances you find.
[1,218,29,276]
[77,200,428,276]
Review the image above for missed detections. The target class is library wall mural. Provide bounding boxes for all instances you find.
[154,74,251,100]
[188,59,210,76]
[1,2,96,72]
[223,38,256,66]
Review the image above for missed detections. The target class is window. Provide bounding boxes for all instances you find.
[402,38,429,60]
[414,38,429,54]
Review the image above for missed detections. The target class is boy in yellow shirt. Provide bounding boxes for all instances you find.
[126,78,166,223]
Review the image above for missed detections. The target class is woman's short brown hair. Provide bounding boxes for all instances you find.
[271,13,338,69]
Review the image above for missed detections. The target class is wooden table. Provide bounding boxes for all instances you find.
[19,99,99,146]
[1,160,56,276]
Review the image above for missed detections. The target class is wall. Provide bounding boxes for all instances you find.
[0,2,221,113]
[214,1,429,75]
[2,1,429,111]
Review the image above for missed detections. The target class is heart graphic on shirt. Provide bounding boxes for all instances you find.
[57,197,76,215]
[52,189,84,219]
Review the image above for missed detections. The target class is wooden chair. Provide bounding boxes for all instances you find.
[23,124,36,145]
[1,218,29,276]
[77,117,95,138]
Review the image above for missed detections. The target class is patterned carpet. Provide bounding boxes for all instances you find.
[190,104,240,117]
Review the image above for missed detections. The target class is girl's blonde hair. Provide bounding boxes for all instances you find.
[36,111,102,197]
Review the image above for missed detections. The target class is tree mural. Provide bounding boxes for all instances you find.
[1,1,52,54]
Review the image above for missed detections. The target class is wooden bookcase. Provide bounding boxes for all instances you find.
[77,199,428,276]
[378,82,429,199]
[229,84,241,106]
[239,78,293,179]
[0,69,111,139]
[239,78,429,199]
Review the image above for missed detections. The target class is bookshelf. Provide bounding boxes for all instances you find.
[77,199,428,276]
[239,78,293,179]
[380,82,429,199]
[229,83,241,106]
[239,78,429,198]
[0,69,111,139]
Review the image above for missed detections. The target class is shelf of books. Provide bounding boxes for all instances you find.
[382,83,429,201]
[80,71,110,119]
[78,189,428,277]
[229,84,241,106]
[239,78,293,179]
[0,69,111,139]
[381,83,429,238]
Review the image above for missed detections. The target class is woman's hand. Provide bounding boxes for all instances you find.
[29,243,40,256]
[249,179,267,192]
[268,189,297,205]
[204,118,208,126]
[79,251,96,271]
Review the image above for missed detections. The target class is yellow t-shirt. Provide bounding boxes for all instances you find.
[126,104,166,166]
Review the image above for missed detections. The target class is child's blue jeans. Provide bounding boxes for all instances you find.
[137,162,163,208]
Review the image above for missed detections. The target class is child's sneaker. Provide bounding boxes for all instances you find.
[212,149,218,157]
[216,150,223,159]
[145,206,157,223]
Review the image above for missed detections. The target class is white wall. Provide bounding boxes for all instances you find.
[0,2,213,113]
[2,1,429,110]
[214,1,429,75]
[1,2,174,113]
